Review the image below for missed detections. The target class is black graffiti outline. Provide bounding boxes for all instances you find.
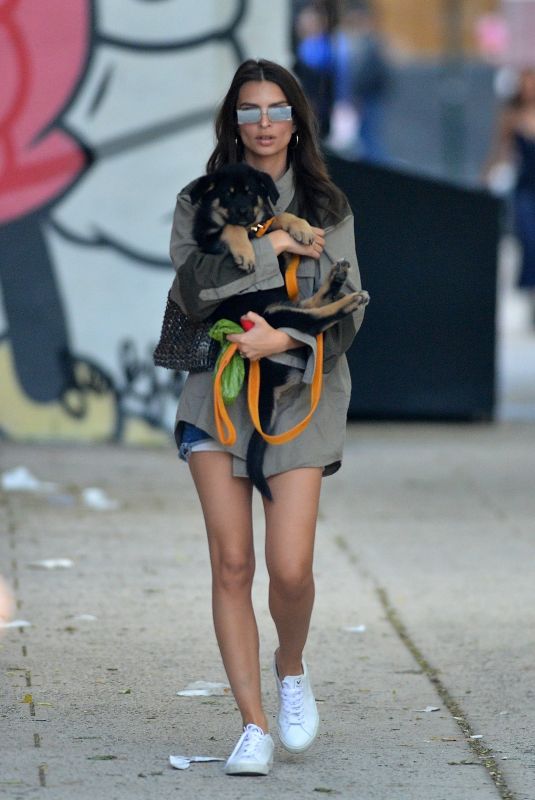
[98,0,247,60]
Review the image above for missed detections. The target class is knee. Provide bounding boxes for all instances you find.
[269,565,314,602]
[213,553,255,593]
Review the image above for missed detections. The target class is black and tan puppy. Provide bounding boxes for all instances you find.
[190,162,316,271]
[190,163,370,500]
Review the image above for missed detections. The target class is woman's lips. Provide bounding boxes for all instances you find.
[255,136,275,146]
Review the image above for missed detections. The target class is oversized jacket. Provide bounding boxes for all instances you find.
[168,165,366,479]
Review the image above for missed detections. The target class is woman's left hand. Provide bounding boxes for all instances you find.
[226,312,296,361]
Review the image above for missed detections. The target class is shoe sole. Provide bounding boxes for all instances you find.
[276,714,319,754]
[224,760,273,776]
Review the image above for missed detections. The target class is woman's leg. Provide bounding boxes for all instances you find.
[188,451,268,731]
[263,467,323,678]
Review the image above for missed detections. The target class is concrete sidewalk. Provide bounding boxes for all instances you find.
[1,423,533,799]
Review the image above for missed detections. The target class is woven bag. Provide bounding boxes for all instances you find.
[153,292,218,373]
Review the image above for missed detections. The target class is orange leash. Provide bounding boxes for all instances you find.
[213,341,240,446]
[213,218,323,446]
[247,332,323,444]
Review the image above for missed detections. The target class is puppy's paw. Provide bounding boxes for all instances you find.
[343,290,370,313]
[328,260,350,291]
[285,218,315,245]
[232,245,256,273]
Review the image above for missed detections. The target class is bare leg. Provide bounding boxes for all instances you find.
[263,467,322,678]
[189,451,268,731]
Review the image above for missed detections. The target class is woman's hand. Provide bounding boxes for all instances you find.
[267,227,325,259]
[226,312,301,361]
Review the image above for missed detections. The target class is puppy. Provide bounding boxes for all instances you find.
[190,163,370,500]
[190,162,316,271]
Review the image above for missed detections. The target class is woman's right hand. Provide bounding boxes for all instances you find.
[268,227,325,259]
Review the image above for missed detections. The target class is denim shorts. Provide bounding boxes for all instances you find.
[176,422,225,463]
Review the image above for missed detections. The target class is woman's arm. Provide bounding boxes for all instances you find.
[225,228,326,359]
[232,210,365,376]
[275,210,365,375]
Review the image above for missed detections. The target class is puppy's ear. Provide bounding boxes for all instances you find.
[257,170,279,205]
[190,174,215,205]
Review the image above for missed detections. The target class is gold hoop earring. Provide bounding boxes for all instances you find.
[291,132,299,149]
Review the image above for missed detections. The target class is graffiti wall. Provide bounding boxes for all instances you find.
[0,0,289,443]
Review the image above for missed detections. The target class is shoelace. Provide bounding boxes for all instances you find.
[241,724,265,756]
[280,681,305,724]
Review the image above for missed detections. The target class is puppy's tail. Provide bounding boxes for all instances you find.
[246,430,272,501]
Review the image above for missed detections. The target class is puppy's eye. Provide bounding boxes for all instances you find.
[244,185,249,191]
[229,187,235,193]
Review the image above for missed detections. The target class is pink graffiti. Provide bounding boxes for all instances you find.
[0,0,90,224]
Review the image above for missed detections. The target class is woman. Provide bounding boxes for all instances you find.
[167,59,366,775]
[485,67,535,325]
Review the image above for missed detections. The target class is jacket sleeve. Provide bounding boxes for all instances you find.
[270,210,366,380]
[168,190,285,321]
[321,211,366,374]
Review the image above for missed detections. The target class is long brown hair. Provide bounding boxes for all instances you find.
[206,59,347,226]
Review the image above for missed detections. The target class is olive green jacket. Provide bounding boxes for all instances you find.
[168,166,366,479]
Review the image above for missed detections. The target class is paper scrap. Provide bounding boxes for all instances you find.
[470,734,483,739]
[169,755,225,770]
[0,619,32,628]
[177,681,231,697]
[82,488,120,511]
[74,614,98,622]
[343,625,366,633]
[28,559,74,570]
[415,706,440,713]
[1,466,57,493]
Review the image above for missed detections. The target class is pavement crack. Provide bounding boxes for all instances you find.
[376,585,516,800]
[333,532,517,800]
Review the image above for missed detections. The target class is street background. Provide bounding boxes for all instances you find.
[2,1,535,798]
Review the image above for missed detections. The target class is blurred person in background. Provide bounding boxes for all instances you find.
[293,2,334,138]
[330,0,391,162]
[485,67,535,326]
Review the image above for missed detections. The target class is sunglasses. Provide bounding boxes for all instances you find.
[236,105,293,124]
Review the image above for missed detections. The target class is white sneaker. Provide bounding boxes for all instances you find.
[273,655,319,753]
[224,723,274,776]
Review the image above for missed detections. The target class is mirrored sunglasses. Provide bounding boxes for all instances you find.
[236,105,293,125]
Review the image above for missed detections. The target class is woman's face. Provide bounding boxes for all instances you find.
[236,80,296,163]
